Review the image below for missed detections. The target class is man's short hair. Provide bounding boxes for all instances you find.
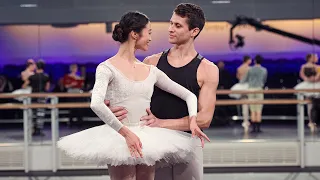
[254,55,263,64]
[36,60,45,70]
[174,3,205,39]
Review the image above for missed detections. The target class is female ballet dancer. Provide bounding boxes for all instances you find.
[58,11,209,180]
[229,56,252,132]
[12,59,36,101]
[294,53,320,132]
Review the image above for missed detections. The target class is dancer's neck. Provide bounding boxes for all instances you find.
[171,40,197,61]
[116,41,137,64]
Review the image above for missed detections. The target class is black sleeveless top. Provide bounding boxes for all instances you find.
[150,49,203,131]
[304,67,317,77]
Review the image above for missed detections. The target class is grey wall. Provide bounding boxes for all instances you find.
[0,0,319,24]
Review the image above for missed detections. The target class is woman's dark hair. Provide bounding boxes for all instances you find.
[306,53,313,62]
[112,11,149,43]
[243,55,251,63]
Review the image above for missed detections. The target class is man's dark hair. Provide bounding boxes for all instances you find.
[254,55,263,64]
[36,60,45,70]
[174,3,205,39]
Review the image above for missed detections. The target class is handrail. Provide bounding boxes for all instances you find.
[0,99,310,110]
[0,88,319,99]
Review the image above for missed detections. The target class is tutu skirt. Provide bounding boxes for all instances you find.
[57,124,198,167]
[229,83,249,99]
[11,87,32,102]
[294,81,320,97]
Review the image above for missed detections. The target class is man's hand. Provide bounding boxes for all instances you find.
[140,108,161,127]
[104,100,128,121]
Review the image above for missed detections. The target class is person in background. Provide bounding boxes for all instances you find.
[217,60,232,90]
[240,55,267,133]
[21,59,36,84]
[62,64,85,127]
[294,53,320,132]
[23,60,50,136]
[229,55,252,132]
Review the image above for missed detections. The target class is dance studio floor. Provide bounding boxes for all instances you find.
[1,123,320,179]
[1,173,320,180]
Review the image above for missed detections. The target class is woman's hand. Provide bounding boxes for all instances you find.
[119,127,143,158]
[189,116,210,148]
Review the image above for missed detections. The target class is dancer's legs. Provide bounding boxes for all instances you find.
[155,139,203,180]
[307,102,317,132]
[136,165,155,180]
[173,139,203,180]
[155,165,173,180]
[248,91,264,133]
[108,165,136,180]
[241,99,250,132]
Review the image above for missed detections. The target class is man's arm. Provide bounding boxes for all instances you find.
[22,76,31,88]
[45,82,50,92]
[264,69,268,84]
[299,65,309,81]
[156,60,219,131]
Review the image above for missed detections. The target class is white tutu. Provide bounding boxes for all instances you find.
[294,81,320,97]
[57,124,198,167]
[11,87,32,102]
[229,83,249,99]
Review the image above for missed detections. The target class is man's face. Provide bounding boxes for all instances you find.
[313,54,319,63]
[168,13,194,45]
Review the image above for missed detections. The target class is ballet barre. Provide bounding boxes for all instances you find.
[0,99,311,110]
[0,89,318,172]
[217,88,320,95]
[1,88,320,99]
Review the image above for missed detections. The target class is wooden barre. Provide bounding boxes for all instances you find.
[1,89,320,99]
[0,99,310,110]
[217,89,320,95]
[0,93,92,99]
[0,103,90,109]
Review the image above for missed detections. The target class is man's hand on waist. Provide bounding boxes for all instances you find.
[140,108,163,127]
[104,100,127,122]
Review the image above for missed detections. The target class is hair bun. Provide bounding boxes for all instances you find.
[112,24,125,43]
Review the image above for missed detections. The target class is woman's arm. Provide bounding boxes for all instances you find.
[90,63,124,132]
[153,66,197,118]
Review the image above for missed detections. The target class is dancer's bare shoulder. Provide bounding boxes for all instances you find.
[198,58,219,85]
[143,53,162,66]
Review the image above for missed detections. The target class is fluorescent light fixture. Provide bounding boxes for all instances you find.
[211,0,231,4]
[20,4,38,8]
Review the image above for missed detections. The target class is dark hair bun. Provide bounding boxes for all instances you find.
[112,24,125,43]
[111,11,149,44]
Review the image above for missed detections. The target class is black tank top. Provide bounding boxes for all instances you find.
[150,49,203,121]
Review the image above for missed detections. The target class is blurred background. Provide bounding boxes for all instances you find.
[0,0,320,179]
